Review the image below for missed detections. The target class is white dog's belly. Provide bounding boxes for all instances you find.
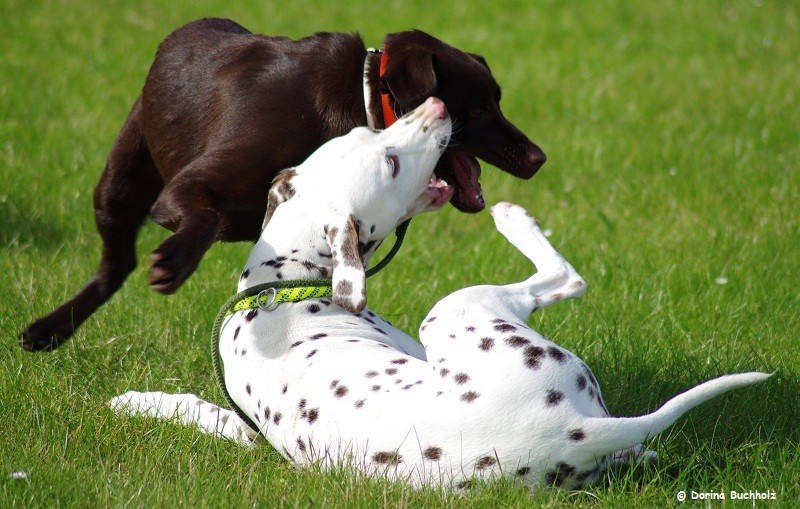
[219,301,617,486]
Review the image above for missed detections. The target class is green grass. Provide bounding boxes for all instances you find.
[2,0,798,506]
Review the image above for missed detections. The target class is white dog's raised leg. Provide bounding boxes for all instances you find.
[109,391,262,446]
[422,202,586,326]
[489,201,587,317]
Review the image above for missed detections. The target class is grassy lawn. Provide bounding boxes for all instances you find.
[2,0,798,506]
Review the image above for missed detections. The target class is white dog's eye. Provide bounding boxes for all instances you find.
[386,154,400,178]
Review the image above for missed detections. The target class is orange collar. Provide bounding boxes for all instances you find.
[379,49,398,128]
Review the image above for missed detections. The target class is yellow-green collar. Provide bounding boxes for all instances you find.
[226,284,333,315]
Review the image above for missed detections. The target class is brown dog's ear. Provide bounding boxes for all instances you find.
[380,46,438,108]
[468,52,491,72]
[262,168,297,231]
[325,214,366,314]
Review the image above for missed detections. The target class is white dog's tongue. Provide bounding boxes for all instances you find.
[451,152,485,211]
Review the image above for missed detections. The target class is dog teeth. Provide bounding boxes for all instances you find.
[428,177,449,188]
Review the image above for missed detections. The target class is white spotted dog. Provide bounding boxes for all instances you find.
[110,99,770,490]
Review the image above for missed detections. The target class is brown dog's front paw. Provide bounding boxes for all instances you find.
[149,252,184,294]
[19,318,71,351]
[148,235,203,294]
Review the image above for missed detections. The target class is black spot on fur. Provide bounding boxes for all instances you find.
[453,373,470,385]
[439,368,450,377]
[568,429,586,442]
[264,407,270,421]
[584,364,599,388]
[371,385,381,391]
[372,451,403,465]
[245,309,258,322]
[516,466,531,476]
[545,462,576,487]
[385,368,398,375]
[307,408,319,424]
[309,333,328,340]
[465,326,476,333]
[330,380,340,389]
[546,389,565,406]
[373,327,387,336]
[334,386,349,398]
[461,391,480,403]
[494,323,517,333]
[245,384,251,395]
[365,371,378,378]
[240,269,250,280]
[273,412,282,425]
[298,399,307,410]
[391,358,408,365]
[506,335,531,348]
[476,456,496,469]
[547,346,567,363]
[576,375,587,391]
[306,349,318,358]
[423,447,442,460]
[355,399,365,408]
[524,345,546,369]
[233,326,241,341]
[296,437,307,453]
[282,384,288,394]
[290,340,304,349]
[307,303,321,314]
[479,337,495,351]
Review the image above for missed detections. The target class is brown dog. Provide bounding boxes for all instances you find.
[20,18,545,351]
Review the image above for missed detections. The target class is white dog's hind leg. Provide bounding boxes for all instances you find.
[426,202,586,323]
[490,202,587,314]
[109,391,262,446]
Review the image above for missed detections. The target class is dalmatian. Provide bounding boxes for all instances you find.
[111,96,770,490]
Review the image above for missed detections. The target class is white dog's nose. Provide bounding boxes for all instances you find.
[422,97,448,119]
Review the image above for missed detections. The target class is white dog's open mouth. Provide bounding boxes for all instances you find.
[426,175,455,209]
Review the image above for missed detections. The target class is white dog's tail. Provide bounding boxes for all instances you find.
[580,372,771,457]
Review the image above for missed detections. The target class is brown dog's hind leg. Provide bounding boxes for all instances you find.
[19,96,163,351]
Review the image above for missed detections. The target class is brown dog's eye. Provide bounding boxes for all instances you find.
[386,154,400,178]
[469,105,491,119]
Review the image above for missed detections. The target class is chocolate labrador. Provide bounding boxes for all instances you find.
[20,18,545,351]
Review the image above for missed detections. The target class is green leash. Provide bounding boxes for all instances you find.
[211,219,411,433]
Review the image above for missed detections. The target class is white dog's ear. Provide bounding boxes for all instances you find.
[262,168,297,231]
[325,214,366,314]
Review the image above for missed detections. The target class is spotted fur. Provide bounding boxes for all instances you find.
[111,113,769,492]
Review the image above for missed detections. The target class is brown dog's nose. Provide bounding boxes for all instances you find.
[528,145,546,173]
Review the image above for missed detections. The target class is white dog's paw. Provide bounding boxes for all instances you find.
[612,444,659,466]
[109,391,143,413]
[491,201,538,228]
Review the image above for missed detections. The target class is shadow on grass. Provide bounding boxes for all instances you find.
[0,195,71,251]
[588,355,798,487]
